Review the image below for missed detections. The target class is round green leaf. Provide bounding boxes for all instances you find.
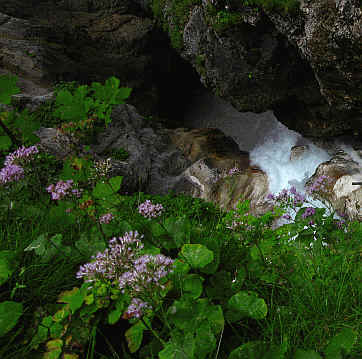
[0,301,23,337]
[180,244,214,269]
[182,274,204,300]
[125,320,146,353]
[227,291,267,320]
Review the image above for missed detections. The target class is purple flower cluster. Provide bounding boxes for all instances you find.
[227,176,348,233]
[0,145,39,185]
[118,253,174,294]
[76,230,174,319]
[125,298,152,319]
[76,231,145,283]
[266,186,306,207]
[99,213,115,224]
[138,200,164,219]
[46,179,83,200]
[306,175,333,195]
[0,144,117,224]
[211,166,242,184]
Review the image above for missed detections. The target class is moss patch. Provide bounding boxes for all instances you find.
[101,147,130,161]
[151,0,300,52]
[152,0,202,51]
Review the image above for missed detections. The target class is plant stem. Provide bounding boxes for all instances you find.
[0,117,22,147]
[140,317,167,346]
[255,240,267,267]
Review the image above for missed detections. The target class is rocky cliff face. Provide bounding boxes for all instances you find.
[151,0,361,137]
[0,0,203,125]
[0,0,360,137]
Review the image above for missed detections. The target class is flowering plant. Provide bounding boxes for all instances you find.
[76,230,175,322]
[0,73,132,154]
[212,166,353,271]
[0,76,359,358]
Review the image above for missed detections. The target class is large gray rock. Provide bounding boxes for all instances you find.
[7,92,359,228]
[156,0,362,137]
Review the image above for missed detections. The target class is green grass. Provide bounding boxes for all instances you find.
[0,79,360,358]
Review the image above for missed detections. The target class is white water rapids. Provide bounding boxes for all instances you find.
[181,88,362,239]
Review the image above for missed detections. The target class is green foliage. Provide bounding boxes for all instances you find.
[162,298,224,358]
[322,328,358,359]
[0,72,360,359]
[151,0,300,53]
[0,250,18,286]
[0,73,132,153]
[226,290,268,321]
[152,0,202,50]
[101,147,130,161]
[211,9,244,33]
[0,301,23,337]
[24,233,72,263]
[228,340,287,359]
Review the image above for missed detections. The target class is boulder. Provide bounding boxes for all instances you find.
[305,149,362,223]
[290,145,310,161]
[288,141,362,223]
[3,89,360,229]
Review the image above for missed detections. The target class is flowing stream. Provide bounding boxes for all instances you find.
[181,87,362,236]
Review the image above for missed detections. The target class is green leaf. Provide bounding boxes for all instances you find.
[0,301,23,337]
[125,320,147,353]
[75,232,106,259]
[171,258,190,275]
[161,217,192,248]
[226,291,267,322]
[53,86,91,123]
[323,328,357,358]
[90,76,132,106]
[207,305,224,335]
[0,250,18,286]
[44,338,63,359]
[41,316,54,327]
[159,329,195,359]
[56,287,86,315]
[167,298,223,336]
[0,74,21,104]
[0,135,12,151]
[30,324,49,349]
[228,341,268,359]
[182,274,204,300]
[24,233,65,263]
[198,236,220,275]
[24,234,47,256]
[293,349,322,359]
[50,322,64,339]
[52,306,70,323]
[108,297,126,325]
[92,176,123,199]
[180,244,214,269]
[195,321,216,359]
